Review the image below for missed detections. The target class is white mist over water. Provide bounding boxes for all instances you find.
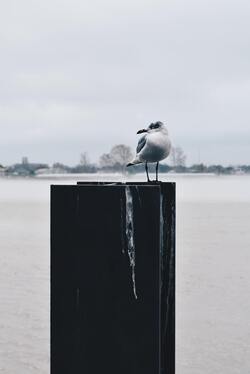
[0,174,250,373]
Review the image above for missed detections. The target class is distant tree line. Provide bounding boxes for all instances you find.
[1,145,250,176]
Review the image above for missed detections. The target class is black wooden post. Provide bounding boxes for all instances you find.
[51,182,175,374]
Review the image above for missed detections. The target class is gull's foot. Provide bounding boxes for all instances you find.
[148,179,161,183]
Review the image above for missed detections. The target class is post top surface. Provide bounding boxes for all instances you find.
[76,181,175,185]
[50,181,175,188]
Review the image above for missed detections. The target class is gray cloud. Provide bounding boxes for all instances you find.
[0,0,249,165]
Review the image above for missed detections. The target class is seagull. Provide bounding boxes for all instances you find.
[127,121,171,181]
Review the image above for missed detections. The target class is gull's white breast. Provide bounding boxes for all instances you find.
[138,131,171,163]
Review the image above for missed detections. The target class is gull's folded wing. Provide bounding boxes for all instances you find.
[136,134,147,154]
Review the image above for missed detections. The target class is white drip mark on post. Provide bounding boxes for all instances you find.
[125,186,138,300]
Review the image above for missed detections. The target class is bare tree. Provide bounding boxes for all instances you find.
[99,153,113,168]
[99,144,133,171]
[170,146,186,168]
[110,144,133,166]
[80,152,89,166]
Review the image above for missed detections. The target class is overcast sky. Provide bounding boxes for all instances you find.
[0,0,249,166]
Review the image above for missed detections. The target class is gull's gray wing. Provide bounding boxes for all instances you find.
[136,134,147,154]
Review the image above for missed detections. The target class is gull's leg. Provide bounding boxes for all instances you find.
[156,162,159,181]
[145,162,150,182]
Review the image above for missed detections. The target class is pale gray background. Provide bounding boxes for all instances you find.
[0,0,249,165]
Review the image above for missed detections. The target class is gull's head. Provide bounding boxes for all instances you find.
[137,121,168,134]
[148,121,164,132]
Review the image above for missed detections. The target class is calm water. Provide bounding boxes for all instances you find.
[0,174,250,374]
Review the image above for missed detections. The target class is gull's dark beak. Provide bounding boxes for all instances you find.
[137,128,147,134]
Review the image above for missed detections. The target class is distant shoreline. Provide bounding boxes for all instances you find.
[1,172,250,181]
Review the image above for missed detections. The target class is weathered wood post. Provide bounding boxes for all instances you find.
[51,182,175,374]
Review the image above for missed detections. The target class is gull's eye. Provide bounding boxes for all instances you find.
[149,122,161,129]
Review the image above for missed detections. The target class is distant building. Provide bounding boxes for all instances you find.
[234,166,245,175]
[6,158,49,176]
[22,157,29,165]
[35,167,52,175]
[0,165,6,176]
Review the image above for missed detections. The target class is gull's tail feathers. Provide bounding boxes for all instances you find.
[126,158,142,167]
